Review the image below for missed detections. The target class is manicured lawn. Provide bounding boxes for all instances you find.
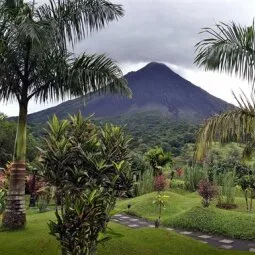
[0,211,250,255]
[116,190,255,240]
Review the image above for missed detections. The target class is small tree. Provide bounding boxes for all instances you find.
[145,146,172,176]
[40,113,133,255]
[198,179,217,207]
[152,193,169,227]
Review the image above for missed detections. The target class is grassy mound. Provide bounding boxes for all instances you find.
[116,190,255,240]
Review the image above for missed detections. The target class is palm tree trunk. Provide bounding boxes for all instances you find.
[2,102,27,229]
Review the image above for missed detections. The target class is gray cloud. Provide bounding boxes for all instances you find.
[75,0,255,69]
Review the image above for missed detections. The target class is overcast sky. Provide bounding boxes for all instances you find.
[1,0,255,116]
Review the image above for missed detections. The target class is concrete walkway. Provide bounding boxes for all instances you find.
[112,214,255,252]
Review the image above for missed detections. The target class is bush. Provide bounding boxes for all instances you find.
[184,165,205,192]
[215,171,236,208]
[40,114,133,255]
[169,179,185,190]
[154,174,167,192]
[137,168,154,195]
[198,179,218,207]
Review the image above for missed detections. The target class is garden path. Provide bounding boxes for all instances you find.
[112,214,255,252]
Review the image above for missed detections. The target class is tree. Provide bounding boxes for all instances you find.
[145,146,172,176]
[39,113,133,254]
[0,0,131,229]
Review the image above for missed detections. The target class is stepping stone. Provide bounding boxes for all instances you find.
[128,224,139,228]
[120,216,130,219]
[148,224,155,228]
[198,235,212,239]
[138,221,148,224]
[200,241,208,244]
[129,218,139,222]
[166,228,174,231]
[180,231,192,235]
[219,239,234,244]
[115,214,122,217]
[219,245,233,250]
[249,248,255,252]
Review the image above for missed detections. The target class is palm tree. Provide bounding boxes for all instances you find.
[0,0,131,229]
[194,22,255,161]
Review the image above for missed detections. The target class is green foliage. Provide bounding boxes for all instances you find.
[0,116,40,166]
[153,193,169,222]
[184,165,205,192]
[40,113,133,255]
[145,146,172,176]
[214,171,236,207]
[96,111,197,156]
[137,168,154,196]
[195,22,255,84]
[0,189,6,214]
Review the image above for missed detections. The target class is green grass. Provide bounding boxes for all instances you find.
[116,190,255,240]
[0,211,250,255]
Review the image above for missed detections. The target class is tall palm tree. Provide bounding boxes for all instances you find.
[194,22,255,160]
[0,0,131,229]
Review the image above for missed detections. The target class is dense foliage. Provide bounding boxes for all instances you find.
[0,115,38,166]
[96,111,197,156]
[39,113,133,255]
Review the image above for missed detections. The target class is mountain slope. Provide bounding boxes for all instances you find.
[27,62,232,123]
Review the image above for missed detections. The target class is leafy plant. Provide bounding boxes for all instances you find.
[154,174,167,192]
[152,193,169,227]
[198,179,218,207]
[184,165,205,192]
[145,146,172,176]
[40,113,133,255]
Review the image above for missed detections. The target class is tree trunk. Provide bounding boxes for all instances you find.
[2,102,27,229]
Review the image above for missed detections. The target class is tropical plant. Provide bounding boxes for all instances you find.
[195,21,255,84]
[194,21,255,162]
[198,179,217,207]
[154,174,167,192]
[0,0,131,229]
[184,165,205,192]
[145,146,172,176]
[214,171,237,209]
[137,167,154,195]
[152,193,169,228]
[237,174,255,212]
[40,113,133,255]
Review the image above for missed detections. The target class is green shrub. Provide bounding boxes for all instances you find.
[214,171,236,207]
[169,179,185,190]
[40,113,133,255]
[184,165,205,192]
[137,168,154,195]
[0,189,6,214]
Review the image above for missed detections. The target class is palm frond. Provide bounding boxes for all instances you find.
[195,21,255,85]
[29,52,131,102]
[195,92,255,161]
[36,0,124,46]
